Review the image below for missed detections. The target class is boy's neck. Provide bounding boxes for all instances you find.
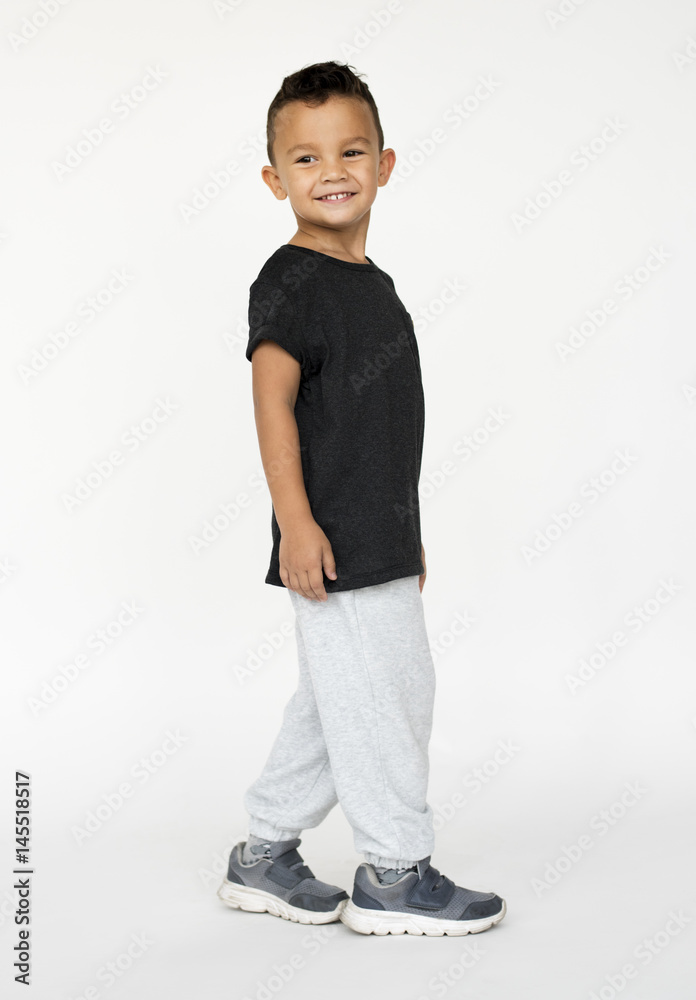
[287,229,370,266]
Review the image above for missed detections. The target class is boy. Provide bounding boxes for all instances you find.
[218,61,506,936]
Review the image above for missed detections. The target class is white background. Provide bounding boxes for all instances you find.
[3,0,696,997]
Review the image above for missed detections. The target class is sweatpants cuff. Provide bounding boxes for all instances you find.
[363,854,420,868]
[248,818,302,841]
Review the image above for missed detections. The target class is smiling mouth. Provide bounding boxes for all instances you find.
[316,192,356,202]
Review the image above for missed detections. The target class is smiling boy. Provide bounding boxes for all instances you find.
[218,60,506,937]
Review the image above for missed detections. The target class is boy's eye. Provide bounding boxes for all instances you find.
[296,151,365,163]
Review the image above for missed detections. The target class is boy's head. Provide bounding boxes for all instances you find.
[266,60,384,169]
[261,61,395,234]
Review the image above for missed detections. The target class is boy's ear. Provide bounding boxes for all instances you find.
[377,148,397,187]
[261,165,287,199]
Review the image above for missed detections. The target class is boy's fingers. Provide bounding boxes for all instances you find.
[307,570,327,601]
[282,569,307,600]
[286,568,326,602]
[323,546,337,580]
[293,572,314,601]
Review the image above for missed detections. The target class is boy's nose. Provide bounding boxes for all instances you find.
[321,159,347,181]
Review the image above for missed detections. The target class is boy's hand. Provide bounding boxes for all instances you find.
[419,543,427,592]
[279,519,338,601]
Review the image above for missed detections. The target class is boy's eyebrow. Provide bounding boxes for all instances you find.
[286,135,373,156]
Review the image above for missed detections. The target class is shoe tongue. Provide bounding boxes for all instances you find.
[416,856,431,880]
[269,838,302,862]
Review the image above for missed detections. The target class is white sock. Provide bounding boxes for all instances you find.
[242,835,272,864]
[375,864,416,885]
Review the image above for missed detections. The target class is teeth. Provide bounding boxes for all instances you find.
[320,192,352,200]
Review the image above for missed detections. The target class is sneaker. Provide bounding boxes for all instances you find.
[340,856,506,936]
[217,838,349,924]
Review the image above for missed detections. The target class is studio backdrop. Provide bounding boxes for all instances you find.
[3,1,695,998]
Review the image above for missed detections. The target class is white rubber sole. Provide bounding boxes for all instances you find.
[339,897,507,936]
[217,878,347,925]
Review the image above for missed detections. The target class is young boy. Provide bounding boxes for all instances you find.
[218,61,506,937]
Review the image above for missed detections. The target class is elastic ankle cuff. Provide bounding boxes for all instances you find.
[248,819,301,841]
[364,854,419,869]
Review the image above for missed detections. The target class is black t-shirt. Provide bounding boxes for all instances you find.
[245,243,425,592]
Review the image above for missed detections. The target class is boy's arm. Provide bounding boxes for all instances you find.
[250,339,337,601]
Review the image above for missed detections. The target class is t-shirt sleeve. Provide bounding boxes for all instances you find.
[245,280,307,370]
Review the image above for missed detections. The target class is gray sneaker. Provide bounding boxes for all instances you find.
[340,856,506,936]
[217,838,348,924]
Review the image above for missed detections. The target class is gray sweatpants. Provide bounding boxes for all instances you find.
[243,574,436,868]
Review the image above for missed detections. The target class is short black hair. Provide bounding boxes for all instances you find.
[266,60,384,168]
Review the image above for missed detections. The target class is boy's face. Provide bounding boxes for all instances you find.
[262,95,395,237]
